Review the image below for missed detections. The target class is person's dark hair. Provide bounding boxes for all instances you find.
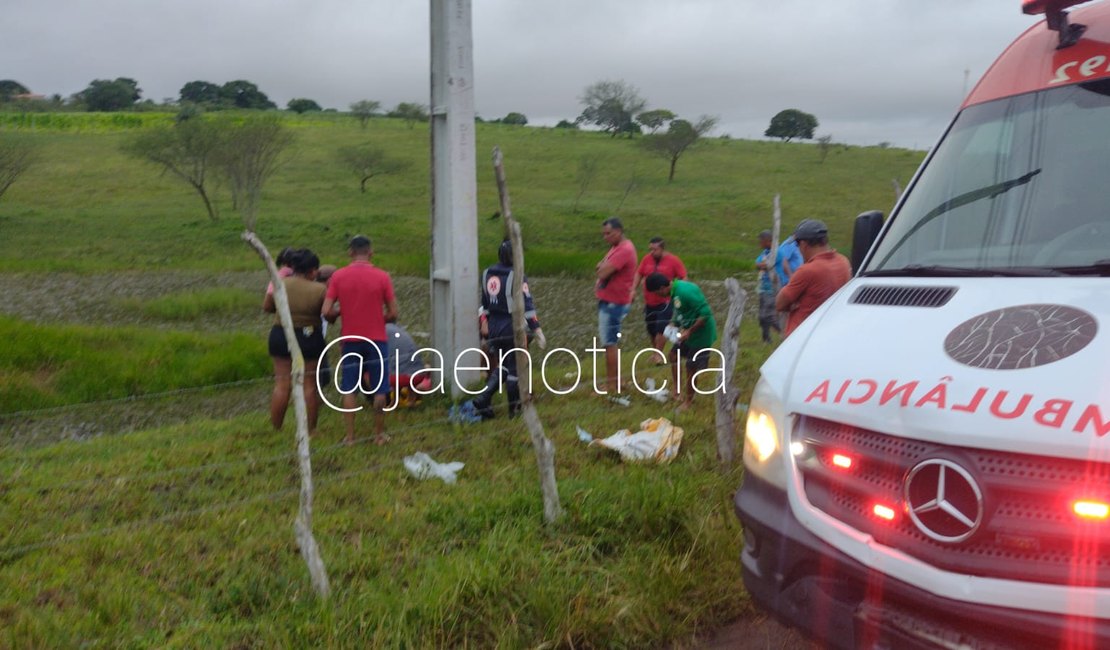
[602,217,623,231]
[276,246,295,267]
[645,272,671,293]
[349,234,372,254]
[758,230,772,241]
[293,249,320,275]
[497,239,513,266]
[649,236,664,246]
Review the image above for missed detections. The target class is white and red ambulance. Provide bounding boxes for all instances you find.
[736,1,1110,647]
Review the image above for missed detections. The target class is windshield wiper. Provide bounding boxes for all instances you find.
[861,264,1065,277]
[1049,259,1110,276]
[873,169,1042,268]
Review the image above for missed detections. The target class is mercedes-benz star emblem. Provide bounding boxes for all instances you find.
[904,459,984,543]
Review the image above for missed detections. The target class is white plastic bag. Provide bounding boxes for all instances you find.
[589,418,684,464]
[403,452,465,484]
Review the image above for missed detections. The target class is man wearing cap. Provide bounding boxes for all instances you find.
[632,236,687,356]
[322,235,398,445]
[776,219,852,337]
[595,217,637,394]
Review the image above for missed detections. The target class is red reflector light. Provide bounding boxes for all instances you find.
[873,504,896,521]
[831,453,853,469]
[1073,500,1110,520]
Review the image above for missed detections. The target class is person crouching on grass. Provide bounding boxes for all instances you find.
[645,272,717,412]
[263,249,326,436]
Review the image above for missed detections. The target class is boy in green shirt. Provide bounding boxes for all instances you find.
[645,273,717,410]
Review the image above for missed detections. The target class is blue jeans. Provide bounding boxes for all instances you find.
[597,300,631,346]
[338,339,391,396]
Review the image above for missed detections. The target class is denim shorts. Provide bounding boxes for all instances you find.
[597,300,631,346]
[338,339,391,396]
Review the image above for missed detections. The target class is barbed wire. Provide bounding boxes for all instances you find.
[1,392,660,495]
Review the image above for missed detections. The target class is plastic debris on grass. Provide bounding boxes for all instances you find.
[448,401,483,424]
[586,417,684,464]
[643,377,670,404]
[403,452,465,484]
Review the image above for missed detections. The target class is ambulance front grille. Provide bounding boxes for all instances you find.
[795,415,1110,587]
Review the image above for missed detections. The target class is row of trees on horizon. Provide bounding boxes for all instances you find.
[0,77,821,143]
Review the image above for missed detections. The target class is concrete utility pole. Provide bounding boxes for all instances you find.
[430,0,480,395]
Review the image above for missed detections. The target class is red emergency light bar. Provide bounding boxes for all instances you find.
[1023,0,1091,47]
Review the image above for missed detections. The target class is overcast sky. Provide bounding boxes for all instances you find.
[5,0,1045,148]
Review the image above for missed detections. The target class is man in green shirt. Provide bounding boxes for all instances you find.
[645,273,717,410]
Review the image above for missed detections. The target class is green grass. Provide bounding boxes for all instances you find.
[0,112,925,276]
[122,287,261,321]
[0,380,753,647]
[0,314,269,413]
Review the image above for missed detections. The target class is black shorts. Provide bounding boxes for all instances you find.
[644,302,673,337]
[675,342,713,371]
[268,324,326,361]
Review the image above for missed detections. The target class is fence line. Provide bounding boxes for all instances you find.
[2,394,640,495]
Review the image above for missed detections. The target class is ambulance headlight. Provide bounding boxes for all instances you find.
[743,377,788,489]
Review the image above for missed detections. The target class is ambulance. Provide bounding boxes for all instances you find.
[735,1,1110,647]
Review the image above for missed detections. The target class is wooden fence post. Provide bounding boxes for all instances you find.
[241,230,331,599]
[714,278,748,467]
[492,147,563,524]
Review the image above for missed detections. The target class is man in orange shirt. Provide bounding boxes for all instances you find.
[776,219,852,337]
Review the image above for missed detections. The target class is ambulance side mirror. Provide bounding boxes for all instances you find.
[851,210,884,273]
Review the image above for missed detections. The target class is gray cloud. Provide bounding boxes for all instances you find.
[5,0,1040,147]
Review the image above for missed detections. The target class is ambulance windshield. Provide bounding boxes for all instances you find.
[867,80,1110,275]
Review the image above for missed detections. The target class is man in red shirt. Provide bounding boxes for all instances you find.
[632,237,687,356]
[776,219,852,337]
[322,235,399,445]
[595,217,637,395]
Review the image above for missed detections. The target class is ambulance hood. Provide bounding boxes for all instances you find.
[763,277,1110,461]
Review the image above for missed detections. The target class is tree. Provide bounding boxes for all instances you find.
[337,144,410,193]
[0,80,30,102]
[287,98,322,114]
[554,119,578,129]
[499,112,528,126]
[636,109,675,134]
[765,109,818,142]
[387,102,429,128]
[216,117,293,230]
[78,78,141,111]
[123,118,225,221]
[179,80,222,106]
[349,100,381,129]
[816,134,834,162]
[220,80,276,110]
[640,115,718,182]
[0,134,39,203]
[577,80,646,137]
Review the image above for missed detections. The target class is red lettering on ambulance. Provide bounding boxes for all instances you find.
[1034,399,1074,429]
[952,388,988,414]
[1074,405,1110,437]
[989,391,1033,419]
[915,383,948,409]
[879,380,918,407]
[847,379,877,404]
[806,380,830,403]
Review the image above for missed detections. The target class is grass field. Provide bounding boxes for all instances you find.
[0,114,926,647]
[0,112,924,276]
